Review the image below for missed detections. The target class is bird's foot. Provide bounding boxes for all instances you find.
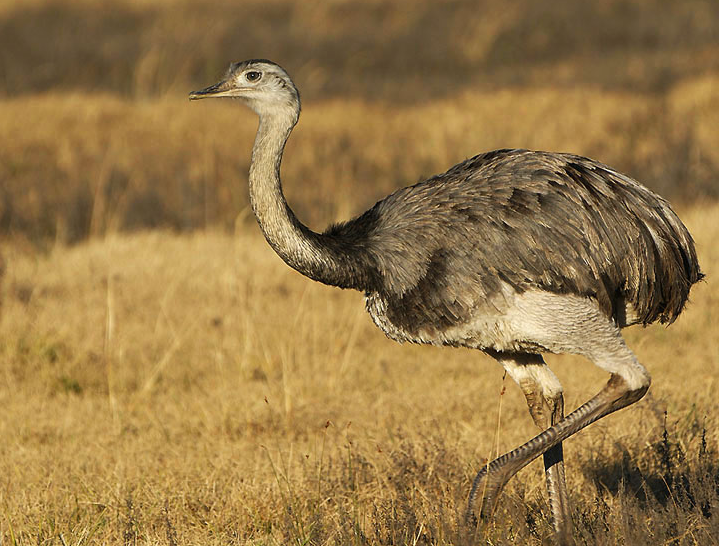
[465,459,512,528]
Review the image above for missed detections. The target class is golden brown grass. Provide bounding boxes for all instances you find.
[0,0,717,244]
[0,202,716,545]
[2,72,716,245]
[0,0,717,543]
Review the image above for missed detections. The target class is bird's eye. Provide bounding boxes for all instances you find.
[245,71,262,82]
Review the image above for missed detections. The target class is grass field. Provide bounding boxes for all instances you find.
[0,0,718,544]
[0,0,717,245]
[0,203,717,545]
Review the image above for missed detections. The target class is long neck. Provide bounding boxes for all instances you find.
[248,110,371,290]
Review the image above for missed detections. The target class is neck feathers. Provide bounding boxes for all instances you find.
[248,112,374,291]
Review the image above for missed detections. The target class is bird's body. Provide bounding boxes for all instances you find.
[190,60,702,544]
[322,149,698,352]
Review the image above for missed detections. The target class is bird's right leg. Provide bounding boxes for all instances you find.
[493,353,573,544]
[466,371,649,533]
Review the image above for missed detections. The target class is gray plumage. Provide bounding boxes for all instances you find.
[190,59,702,543]
[325,149,700,338]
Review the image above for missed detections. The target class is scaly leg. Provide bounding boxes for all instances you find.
[526,387,572,545]
[466,372,649,528]
[492,353,573,544]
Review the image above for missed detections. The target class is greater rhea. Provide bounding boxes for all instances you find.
[190,60,702,544]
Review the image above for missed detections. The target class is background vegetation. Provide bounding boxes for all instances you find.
[0,0,717,544]
[0,0,717,243]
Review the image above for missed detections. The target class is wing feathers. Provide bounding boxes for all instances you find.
[329,149,702,334]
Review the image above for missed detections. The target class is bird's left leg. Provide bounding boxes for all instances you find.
[466,369,649,538]
[494,353,573,544]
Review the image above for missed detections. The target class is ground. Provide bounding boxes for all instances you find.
[0,0,717,543]
[0,203,716,545]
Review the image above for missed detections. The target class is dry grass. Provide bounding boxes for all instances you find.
[0,0,717,244]
[0,202,717,545]
[0,0,717,543]
[1,0,716,100]
[1,74,717,244]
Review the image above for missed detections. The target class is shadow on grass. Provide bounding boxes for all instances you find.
[264,415,719,545]
[576,413,719,546]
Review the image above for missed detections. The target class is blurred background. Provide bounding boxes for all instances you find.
[0,0,717,246]
[0,1,717,542]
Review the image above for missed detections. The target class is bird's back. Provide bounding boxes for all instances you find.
[324,149,702,348]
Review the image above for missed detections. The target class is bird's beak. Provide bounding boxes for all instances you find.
[188,78,235,100]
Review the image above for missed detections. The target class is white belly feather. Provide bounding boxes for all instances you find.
[365,281,634,357]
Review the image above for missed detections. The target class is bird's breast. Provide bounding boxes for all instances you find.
[364,282,615,356]
[364,283,545,352]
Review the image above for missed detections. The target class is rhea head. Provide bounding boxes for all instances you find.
[189,59,300,122]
